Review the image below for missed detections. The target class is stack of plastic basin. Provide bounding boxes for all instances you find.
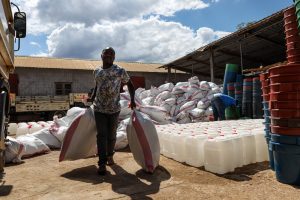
[223,64,240,95]
[268,64,300,185]
[252,77,263,119]
[284,6,300,64]
[259,71,273,170]
[263,6,300,185]
[242,77,253,118]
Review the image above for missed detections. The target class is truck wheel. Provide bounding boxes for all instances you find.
[0,150,4,173]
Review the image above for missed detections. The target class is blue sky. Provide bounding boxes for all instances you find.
[14,0,292,64]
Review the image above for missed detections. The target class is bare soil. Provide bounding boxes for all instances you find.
[1,148,300,200]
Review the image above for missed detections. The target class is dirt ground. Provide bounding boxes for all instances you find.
[1,148,300,200]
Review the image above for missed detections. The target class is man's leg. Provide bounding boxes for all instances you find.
[214,97,226,120]
[107,111,120,165]
[211,98,219,121]
[94,112,109,168]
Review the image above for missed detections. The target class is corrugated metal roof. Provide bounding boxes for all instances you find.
[161,6,290,79]
[15,56,167,73]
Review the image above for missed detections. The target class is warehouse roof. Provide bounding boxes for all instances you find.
[15,56,169,73]
[161,6,290,79]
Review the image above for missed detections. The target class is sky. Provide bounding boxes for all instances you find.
[12,0,292,64]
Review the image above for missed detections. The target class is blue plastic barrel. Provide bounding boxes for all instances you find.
[227,82,235,98]
[266,137,275,171]
[271,141,300,185]
[242,78,253,118]
[223,64,240,95]
[252,77,263,119]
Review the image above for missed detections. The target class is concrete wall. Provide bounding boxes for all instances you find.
[14,68,220,96]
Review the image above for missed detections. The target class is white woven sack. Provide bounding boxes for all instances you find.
[5,136,24,163]
[158,83,174,92]
[16,134,50,158]
[59,107,97,161]
[31,128,61,149]
[126,110,160,173]
[139,105,169,124]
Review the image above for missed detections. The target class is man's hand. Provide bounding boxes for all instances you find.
[130,100,136,110]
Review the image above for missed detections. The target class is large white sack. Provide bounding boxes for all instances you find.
[158,83,174,92]
[16,134,50,158]
[161,103,172,113]
[49,124,68,143]
[115,118,130,150]
[64,107,86,125]
[179,101,196,113]
[190,90,206,101]
[5,136,24,163]
[126,110,160,173]
[120,100,131,116]
[176,111,189,121]
[200,81,211,91]
[120,92,143,107]
[170,105,176,116]
[197,100,209,109]
[188,76,200,85]
[139,89,151,100]
[59,107,97,161]
[175,82,189,87]
[135,88,145,98]
[155,91,172,102]
[31,128,61,149]
[139,106,170,124]
[189,108,205,118]
[177,117,191,124]
[142,97,154,106]
[164,97,176,106]
[150,86,160,97]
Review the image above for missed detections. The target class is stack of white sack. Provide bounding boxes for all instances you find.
[5,107,131,163]
[131,76,220,124]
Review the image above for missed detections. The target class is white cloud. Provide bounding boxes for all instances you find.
[13,0,230,63]
[46,17,230,63]
[30,41,41,48]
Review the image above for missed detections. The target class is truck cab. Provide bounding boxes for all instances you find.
[0,0,26,172]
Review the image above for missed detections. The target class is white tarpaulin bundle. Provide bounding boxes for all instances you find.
[127,110,160,173]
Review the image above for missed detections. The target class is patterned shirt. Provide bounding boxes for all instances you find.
[93,64,130,114]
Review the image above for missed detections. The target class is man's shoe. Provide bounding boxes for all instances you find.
[107,156,115,166]
[97,165,106,175]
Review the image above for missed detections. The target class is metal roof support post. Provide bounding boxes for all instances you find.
[167,66,171,82]
[174,69,177,82]
[209,48,215,82]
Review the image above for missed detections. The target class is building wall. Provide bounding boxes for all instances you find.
[14,68,219,96]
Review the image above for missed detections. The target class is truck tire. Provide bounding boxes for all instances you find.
[0,90,8,173]
[53,110,66,118]
[0,150,5,173]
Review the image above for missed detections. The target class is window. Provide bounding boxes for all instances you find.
[55,82,72,95]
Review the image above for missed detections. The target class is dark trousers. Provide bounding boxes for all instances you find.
[94,111,120,166]
[211,96,226,121]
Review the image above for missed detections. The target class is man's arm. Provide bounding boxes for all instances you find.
[88,84,97,102]
[126,80,136,109]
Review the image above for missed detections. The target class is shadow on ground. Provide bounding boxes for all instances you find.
[61,164,171,199]
[215,161,270,182]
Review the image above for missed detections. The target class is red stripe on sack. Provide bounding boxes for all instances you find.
[18,143,24,157]
[132,111,154,173]
[59,114,82,162]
